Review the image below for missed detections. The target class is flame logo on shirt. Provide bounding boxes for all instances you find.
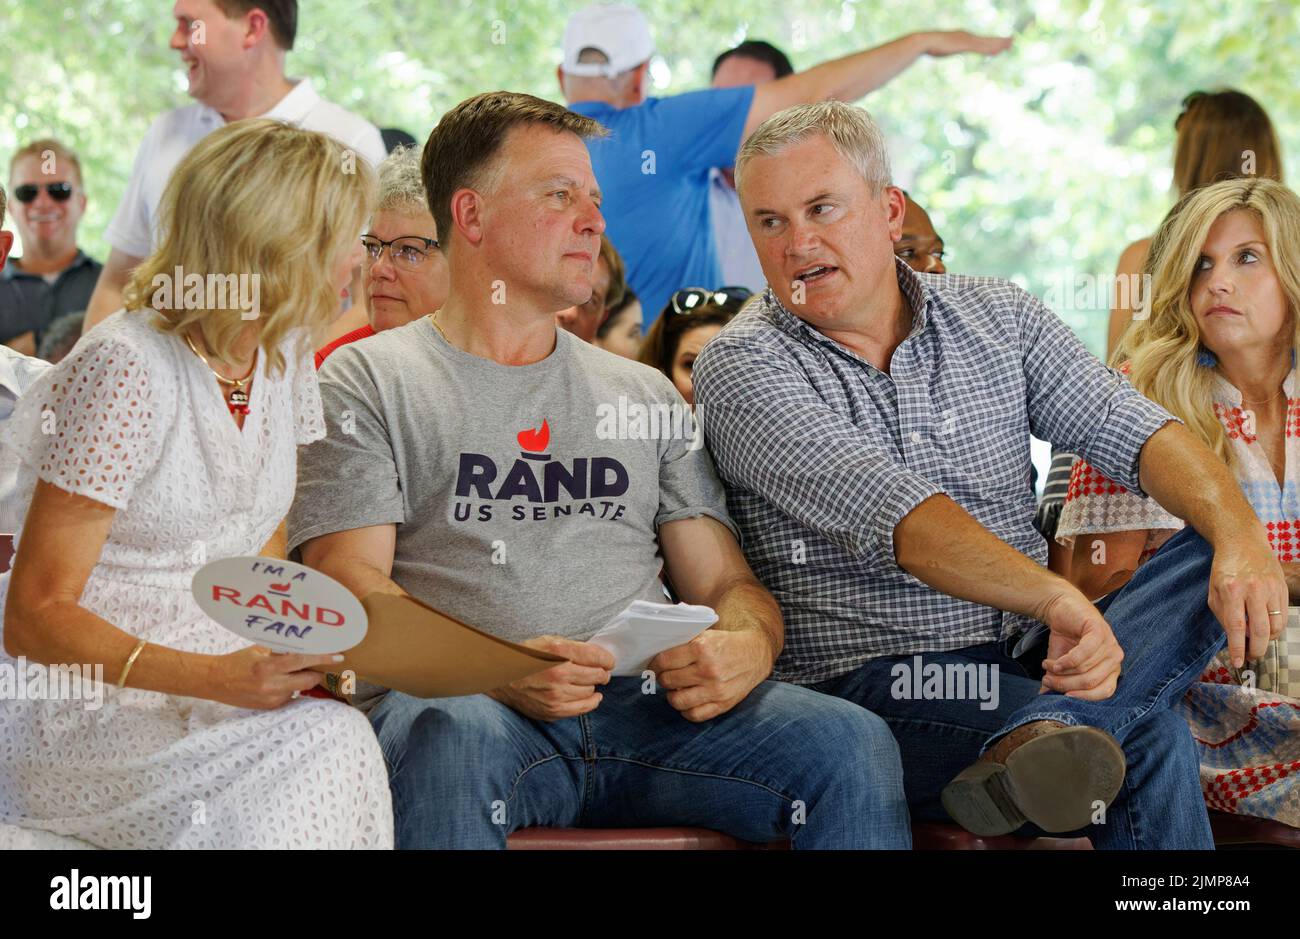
[517,419,550,453]
[453,416,630,513]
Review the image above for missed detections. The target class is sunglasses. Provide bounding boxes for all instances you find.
[670,286,752,315]
[14,182,74,203]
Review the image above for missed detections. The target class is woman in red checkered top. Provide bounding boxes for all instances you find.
[1058,176,1300,826]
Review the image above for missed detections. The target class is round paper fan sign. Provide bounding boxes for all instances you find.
[192,557,367,654]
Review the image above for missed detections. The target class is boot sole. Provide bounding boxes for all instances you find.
[941,726,1126,836]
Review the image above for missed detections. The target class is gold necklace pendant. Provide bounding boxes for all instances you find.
[228,386,251,416]
[183,331,256,382]
[183,331,256,415]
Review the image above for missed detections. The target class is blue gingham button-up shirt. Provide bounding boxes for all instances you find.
[692,257,1178,685]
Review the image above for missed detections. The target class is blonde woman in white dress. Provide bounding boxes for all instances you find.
[0,119,393,848]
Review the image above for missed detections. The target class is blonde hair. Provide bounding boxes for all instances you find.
[123,119,375,375]
[1121,178,1300,465]
[736,100,891,195]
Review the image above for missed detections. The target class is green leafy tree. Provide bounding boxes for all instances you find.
[2,0,1296,355]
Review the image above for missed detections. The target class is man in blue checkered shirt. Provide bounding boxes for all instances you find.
[693,101,1288,849]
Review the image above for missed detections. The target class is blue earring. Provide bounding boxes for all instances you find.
[1197,348,1218,368]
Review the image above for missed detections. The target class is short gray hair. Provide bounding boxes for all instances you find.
[0,182,6,227]
[376,145,428,215]
[735,100,892,195]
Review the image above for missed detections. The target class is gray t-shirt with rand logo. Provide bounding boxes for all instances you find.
[287,318,735,711]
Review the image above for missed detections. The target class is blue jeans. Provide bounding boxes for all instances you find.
[368,675,910,849]
[812,524,1225,850]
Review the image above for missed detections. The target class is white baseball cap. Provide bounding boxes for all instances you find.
[561,4,655,78]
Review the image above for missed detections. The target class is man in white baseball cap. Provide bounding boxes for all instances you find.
[558,4,1011,328]
[560,3,655,80]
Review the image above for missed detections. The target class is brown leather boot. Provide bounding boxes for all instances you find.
[940,721,1126,836]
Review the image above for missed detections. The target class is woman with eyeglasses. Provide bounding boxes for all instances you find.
[1107,90,1283,360]
[315,145,449,368]
[639,287,751,406]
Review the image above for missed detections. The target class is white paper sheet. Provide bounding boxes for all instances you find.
[588,600,719,676]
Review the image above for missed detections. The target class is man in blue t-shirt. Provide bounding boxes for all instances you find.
[557,4,1011,326]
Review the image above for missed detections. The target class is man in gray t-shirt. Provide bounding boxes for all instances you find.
[288,90,908,850]
[291,320,727,712]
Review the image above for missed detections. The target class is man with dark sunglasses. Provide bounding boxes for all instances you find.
[1,139,101,357]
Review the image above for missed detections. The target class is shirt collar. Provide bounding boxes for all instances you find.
[265,78,319,123]
[2,250,94,282]
[894,254,932,335]
[198,78,319,128]
[762,253,935,348]
[1212,366,1298,407]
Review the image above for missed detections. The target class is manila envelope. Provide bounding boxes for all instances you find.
[311,592,565,698]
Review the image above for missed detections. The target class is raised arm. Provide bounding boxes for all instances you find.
[743,30,1013,139]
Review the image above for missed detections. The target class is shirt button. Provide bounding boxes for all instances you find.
[910,431,922,444]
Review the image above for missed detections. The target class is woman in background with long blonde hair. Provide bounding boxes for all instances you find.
[1059,177,1300,825]
[1107,90,1283,360]
[0,119,393,848]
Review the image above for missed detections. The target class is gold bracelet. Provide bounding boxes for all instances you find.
[116,638,148,689]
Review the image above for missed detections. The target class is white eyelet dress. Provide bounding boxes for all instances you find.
[0,309,393,849]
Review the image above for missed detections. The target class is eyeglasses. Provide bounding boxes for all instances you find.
[360,234,439,270]
[670,286,752,315]
[14,182,74,203]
